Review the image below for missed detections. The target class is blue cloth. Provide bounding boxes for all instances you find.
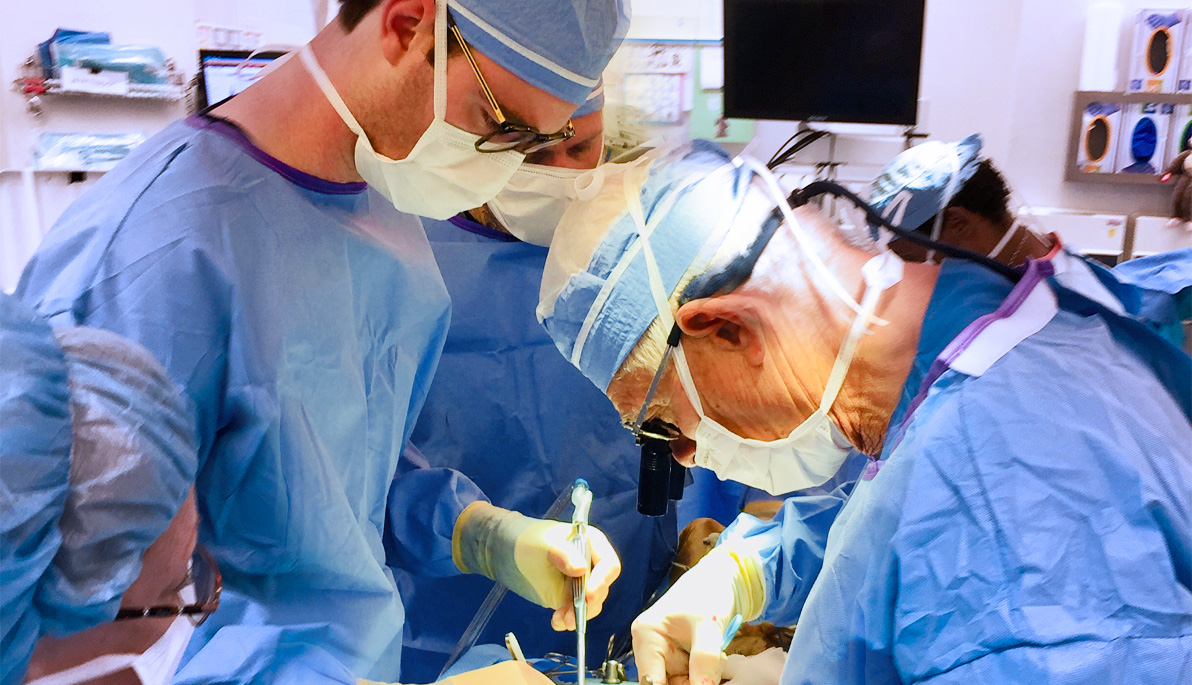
[540,141,749,391]
[721,260,1192,683]
[0,295,72,685]
[867,134,983,233]
[573,79,605,118]
[395,215,675,681]
[1051,254,1192,419]
[1115,248,1192,348]
[1,298,197,685]
[15,114,467,683]
[676,456,865,531]
[451,0,629,106]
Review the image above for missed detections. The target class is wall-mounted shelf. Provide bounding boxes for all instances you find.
[13,76,185,102]
[1066,90,1192,186]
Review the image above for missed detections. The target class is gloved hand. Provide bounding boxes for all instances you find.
[452,501,621,631]
[722,646,787,685]
[359,660,554,685]
[631,546,766,685]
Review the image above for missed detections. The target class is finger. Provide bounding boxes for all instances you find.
[686,617,726,685]
[551,605,568,632]
[546,538,586,578]
[585,533,622,614]
[632,617,673,685]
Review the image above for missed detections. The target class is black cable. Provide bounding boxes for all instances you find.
[792,180,1022,283]
[769,130,830,169]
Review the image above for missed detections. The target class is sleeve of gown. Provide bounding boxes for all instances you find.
[386,442,490,577]
[15,188,232,463]
[718,484,849,628]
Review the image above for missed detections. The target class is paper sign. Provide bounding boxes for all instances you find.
[699,46,724,90]
[60,66,130,95]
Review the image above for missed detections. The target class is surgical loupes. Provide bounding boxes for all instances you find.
[569,479,593,685]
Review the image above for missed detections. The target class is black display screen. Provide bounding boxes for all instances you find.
[723,0,926,125]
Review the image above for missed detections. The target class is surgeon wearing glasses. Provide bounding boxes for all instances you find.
[14,0,631,682]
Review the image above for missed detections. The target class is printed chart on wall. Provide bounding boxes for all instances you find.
[623,43,692,124]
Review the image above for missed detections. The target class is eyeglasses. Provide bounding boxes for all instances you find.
[623,324,685,444]
[448,20,575,154]
[627,418,684,443]
[115,546,222,626]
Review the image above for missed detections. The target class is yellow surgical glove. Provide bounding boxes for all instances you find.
[452,501,622,631]
[357,660,554,685]
[631,546,766,685]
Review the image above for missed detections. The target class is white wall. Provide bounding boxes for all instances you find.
[746,0,1189,217]
[4,1,1189,289]
[0,0,322,291]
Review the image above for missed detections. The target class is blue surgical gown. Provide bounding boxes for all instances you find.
[722,260,1192,683]
[393,216,675,681]
[15,114,480,682]
[1114,247,1192,350]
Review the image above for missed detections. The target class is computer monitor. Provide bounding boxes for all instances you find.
[196,49,286,110]
[724,0,926,125]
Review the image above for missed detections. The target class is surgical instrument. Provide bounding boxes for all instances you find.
[570,479,593,685]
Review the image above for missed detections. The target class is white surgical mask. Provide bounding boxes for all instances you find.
[298,0,523,219]
[677,252,901,495]
[631,158,902,496]
[488,163,586,246]
[27,614,195,685]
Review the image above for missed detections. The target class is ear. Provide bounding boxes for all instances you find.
[378,0,435,64]
[675,295,766,367]
[941,206,975,240]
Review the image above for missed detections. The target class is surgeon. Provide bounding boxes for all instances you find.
[14,0,630,681]
[870,135,1191,409]
[535,141,1192,683]
[395,85,672,679]
[1,294,201,685]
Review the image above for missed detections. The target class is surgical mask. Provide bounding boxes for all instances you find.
[632,158,902,496]
[27,614,195,685]
[487,163,586,246]
[677,252,901,495]
[298,0,523,219]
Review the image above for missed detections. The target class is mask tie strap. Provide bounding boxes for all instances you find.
[985,222,1019,259]
[433,0,448,121]
[818,253,903,414]
[299,46,367,139]
[626,168,707,419]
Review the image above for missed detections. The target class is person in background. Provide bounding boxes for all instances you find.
[13,0,630,681]
[394,86,676,679]
[1,295,204,685]
[870,134,1191,346]
[870,135,1191,411]
[534,142,1192,683]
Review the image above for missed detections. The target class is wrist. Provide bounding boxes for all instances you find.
[452,500,501,574]
[700,546,766,622]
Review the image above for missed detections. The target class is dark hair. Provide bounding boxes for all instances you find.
[337,0,461,61]
[339,0,383,31]
[912,159,1012,234]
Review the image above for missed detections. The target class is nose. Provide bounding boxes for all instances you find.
[670,435,696,467]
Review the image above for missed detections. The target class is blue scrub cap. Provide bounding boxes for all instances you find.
[451,0,629,106]
[538,140,758,391]
[868,133,984,234]
[0,294,196,673]
[573,79,605,118]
